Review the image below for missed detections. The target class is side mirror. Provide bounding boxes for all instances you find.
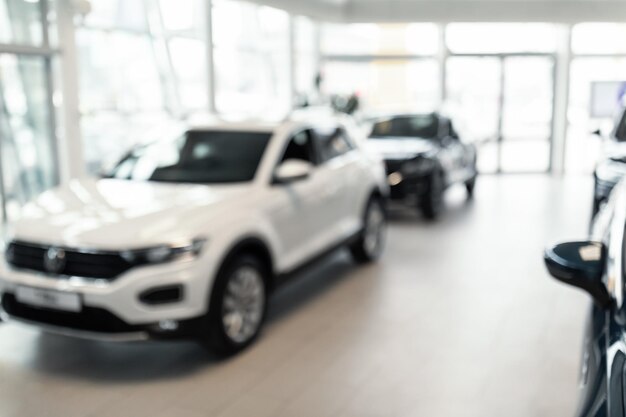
[544,241,611,308]
[274,159,313,184]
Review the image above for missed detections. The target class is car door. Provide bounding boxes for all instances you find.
[266,129,331,271]
[312,126,362,245]
[596,193,626,417]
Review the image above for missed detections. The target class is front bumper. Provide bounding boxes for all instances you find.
[0,293,203,341]
[384,159,432,202]
[0,255,218,340]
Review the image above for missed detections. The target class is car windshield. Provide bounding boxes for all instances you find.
[109,130,272,184]
[370,115,439,139]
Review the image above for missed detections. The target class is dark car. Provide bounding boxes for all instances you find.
[367,113,477,219]
[545,180,626,417]
[592,108,626,218]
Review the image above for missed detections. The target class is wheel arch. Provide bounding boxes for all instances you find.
[215,236,276,292]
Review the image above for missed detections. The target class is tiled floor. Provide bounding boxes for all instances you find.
[0,175,591,417]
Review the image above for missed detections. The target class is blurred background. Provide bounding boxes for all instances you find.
[2,1,626,416]
[2,0,626,219]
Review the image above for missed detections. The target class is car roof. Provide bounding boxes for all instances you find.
[367,112,440,119]
[187,111,348,135]
[188,120,280,134]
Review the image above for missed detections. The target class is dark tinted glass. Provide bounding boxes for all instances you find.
[371,115,439,139]
[110,130,272,184]
[281,130,317,164]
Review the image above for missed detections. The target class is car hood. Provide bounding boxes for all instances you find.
[367,137,436,160]
[10,178,252,250]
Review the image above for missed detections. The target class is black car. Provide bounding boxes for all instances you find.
[545,181,626,417]
[367,113,477,219]
[592,108,626,218]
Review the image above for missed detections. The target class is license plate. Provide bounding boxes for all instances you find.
[15,286,82,313]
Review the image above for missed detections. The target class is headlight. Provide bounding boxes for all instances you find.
[402,158,434,175]
[122,238,207,265]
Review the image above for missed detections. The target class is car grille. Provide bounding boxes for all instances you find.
[6,241,134,280]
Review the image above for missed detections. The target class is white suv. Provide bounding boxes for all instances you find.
[0,115,388,354]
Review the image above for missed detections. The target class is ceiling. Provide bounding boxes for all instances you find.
[247,0,626,23]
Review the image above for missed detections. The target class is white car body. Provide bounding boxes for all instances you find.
[0,115,387,343]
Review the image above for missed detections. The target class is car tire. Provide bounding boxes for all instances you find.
[200,254,268,356]
[349,196,386,263]
[420,172,444,220]
[465,176,476,198]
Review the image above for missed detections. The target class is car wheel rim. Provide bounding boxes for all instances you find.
[364,201,385,257]
[221,266,265,344]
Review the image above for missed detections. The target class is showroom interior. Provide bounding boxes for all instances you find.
[2,0,626,416]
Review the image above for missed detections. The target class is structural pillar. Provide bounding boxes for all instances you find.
[55,0,86,183]
[551,24,572,175]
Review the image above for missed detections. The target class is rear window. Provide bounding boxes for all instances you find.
[371,115,439,139]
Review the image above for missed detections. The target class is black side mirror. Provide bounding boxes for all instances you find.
[544,241,611,308]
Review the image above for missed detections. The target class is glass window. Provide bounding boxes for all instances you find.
[213,0,290,120]
[322,24,380,56]
[0,0,44,46]
[281,130,317,164]
[371,115,439,138]
[315,128,354,161]
[405,24,440,55]
[0,55,57,219]
[110,130,272,183]
[322,59,439,114]
[322,23,439,56]
[565,57,626,174]
[77,0,209,175]
[295,16,318,96]
[445,56,500,142]
[446,23,558,53]
[77,30,164,113]
[159,0,203,37]
[572,23,626,55]
[169,37,208,109]
[84,0,148,31]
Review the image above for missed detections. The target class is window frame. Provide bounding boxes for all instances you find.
[313,126,357,164]
[270,127,320,185]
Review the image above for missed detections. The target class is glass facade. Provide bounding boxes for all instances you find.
[322,22,561,174]
[0,0,58,222]
[213,0,290,120]
[321,24,441,115]
[77,0,315,171]
[76,0,200,173]
[2,0,625,208]
[0,0,45,46]
[564,23,626,174]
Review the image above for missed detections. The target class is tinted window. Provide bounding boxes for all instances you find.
[280,130,317,164]
[316,128,354,162]
[110,130,271,184]
[371,115,439,139]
